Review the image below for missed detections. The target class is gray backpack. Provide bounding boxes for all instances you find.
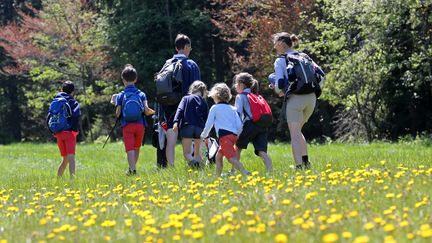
[284,53,318,95]
[155,58,185,105]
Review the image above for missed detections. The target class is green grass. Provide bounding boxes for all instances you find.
[0,142,431,242]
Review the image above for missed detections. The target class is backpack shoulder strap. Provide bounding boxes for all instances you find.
[241,92,252,120]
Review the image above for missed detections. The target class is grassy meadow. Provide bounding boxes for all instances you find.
[0,142,431,242]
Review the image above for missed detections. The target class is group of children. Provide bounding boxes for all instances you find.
[48,65,273,177]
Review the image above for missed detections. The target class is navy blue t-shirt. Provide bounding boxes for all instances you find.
[173,94,208,128]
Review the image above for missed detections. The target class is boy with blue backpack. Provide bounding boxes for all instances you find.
[112,64,154,175]
[47,81,80,177]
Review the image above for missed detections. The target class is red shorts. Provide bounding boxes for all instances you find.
[218,134,238,159]
[122,123,145,152]
[54,131,78,157]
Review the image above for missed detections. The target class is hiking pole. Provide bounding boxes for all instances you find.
[102,117,119,149]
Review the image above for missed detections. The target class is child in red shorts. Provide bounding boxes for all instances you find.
[200,83,250,176]
[47,81,80,177]
[111,64,154,175]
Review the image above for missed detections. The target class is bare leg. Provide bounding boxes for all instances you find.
[126,150,136,171]
[258,151,273,172]
[193,139,203,163]
[135,148,140,166]
[300,133,308,157]
[288,122,304,166]
[166,129,178,166]
[231,148,243,173]
[215,151,224,176]
[57,156,69,177]
[66,154,75,177]
[227,157,250,175]
[181,138,194,162]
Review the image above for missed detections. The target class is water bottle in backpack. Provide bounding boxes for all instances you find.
[48,97,72,133]
[122,91,144,122]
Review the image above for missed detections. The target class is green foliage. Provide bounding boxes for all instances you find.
[305,0,432,141]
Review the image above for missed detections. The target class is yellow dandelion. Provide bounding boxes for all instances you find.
[47,233,55,239]
[274,233,288,243]
[342,231,352,238]
[406,233,415,240]
[326,200,334,205]
[172,235,181,241]
[192,231,204,239]
[322,233,339,243]
[83,218,96,227]
[353,236,370,243]
[292,218,304,225]
[383,223,395,232]
[268,220,276,227]
[101,220,116,227]
[183,229,193,236]
[399,221,409,227]
[39,218,48,225]
[103,236,111,241]
[384,236,396,243]
[125,219,132,227]
[363,222,375,230]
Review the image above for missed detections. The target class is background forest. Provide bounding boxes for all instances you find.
[0,0,431,144]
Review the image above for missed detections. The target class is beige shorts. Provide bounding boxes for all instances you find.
[286,93,316,124]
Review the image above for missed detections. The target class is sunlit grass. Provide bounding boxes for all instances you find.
[0,142,430,242]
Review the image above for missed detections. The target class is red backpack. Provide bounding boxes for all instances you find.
[243,92,273,128]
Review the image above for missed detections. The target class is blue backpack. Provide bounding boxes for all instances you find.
[122,91,144,122]
[48,97,72,133]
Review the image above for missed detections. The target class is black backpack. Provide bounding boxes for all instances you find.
[155,57,186,106]
[283,53,320,96]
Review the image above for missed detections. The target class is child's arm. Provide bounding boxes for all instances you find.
[115,106,121,118]
[143,100,155,116]
[173,97,186,130]
[233,107,243,136]
[200,106,216,138]
[234,95,244,120]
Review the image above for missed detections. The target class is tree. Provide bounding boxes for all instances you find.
[307,0,432,141]
[0,0,115,141]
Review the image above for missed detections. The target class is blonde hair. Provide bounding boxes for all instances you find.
[209,83,232,102]
[188,80,208,97]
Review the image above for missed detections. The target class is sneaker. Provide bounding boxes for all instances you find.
[188,159,201,169]
[295,164,303,170]
[125,169,137,176]
[221,170,237,177]
[303,161,311,170]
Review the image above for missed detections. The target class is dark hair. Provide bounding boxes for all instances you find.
[62,81,75,94]
[121,64,137,82]
[272,32,299,48]
[175,34,191,50]
[235,72,257,89]
[250,79,259,94]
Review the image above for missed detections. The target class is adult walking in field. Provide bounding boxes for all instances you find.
[271,32,325,170]
[155,34,201,167]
